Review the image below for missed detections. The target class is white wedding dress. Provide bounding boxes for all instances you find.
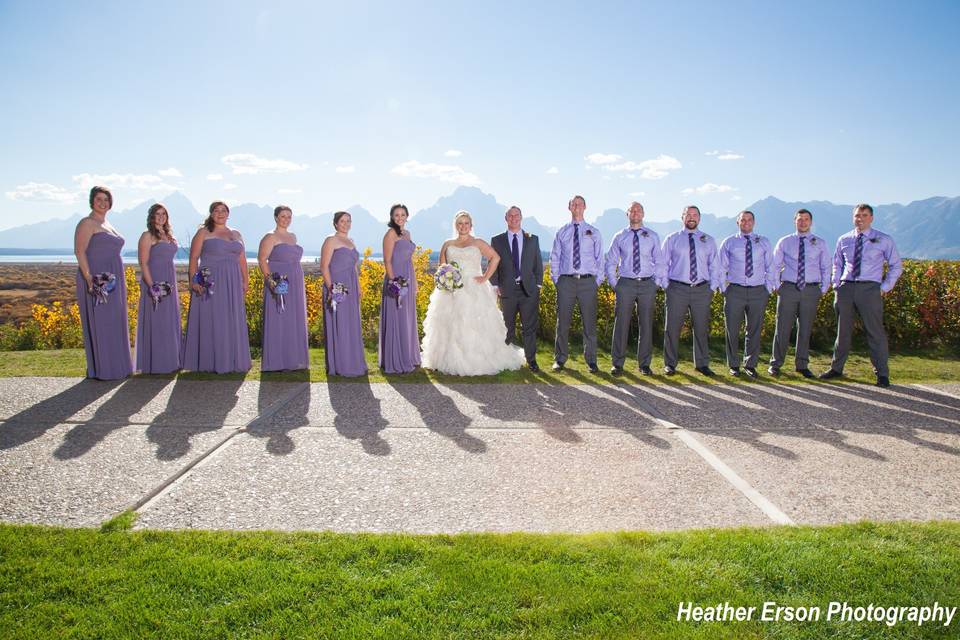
[421,244,525,375]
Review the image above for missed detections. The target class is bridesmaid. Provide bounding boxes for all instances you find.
[379,203,420,373]
[135,202,182,374]
[181,201,252,373]
[320,211,367,377]
[258,205,309,371]
[74,186,133,380]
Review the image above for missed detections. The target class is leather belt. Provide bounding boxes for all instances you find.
[670,279,707,287]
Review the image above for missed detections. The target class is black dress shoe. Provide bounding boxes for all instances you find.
[587,363,600,374]
[818,369,843,380]
[664,365,676,376]
[744,367,758,379]
[876,376,890,388]
[551,362,565,372]
[767,365,781,376]
[640,366,654,376]
[695,366,716,377]
[796,368,814,379]
[610,366,623,376]
[528,362,541,373]
[729,367,741,377]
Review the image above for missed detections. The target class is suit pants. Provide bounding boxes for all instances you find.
[611,277,656,368]
[723,284,769,369]
[554,276,598,366]
[664,281,712,368]
[500,280,540,365]
[770,283,821,370]
[830,281,889,377]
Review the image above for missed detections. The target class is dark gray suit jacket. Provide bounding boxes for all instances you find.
[490,231,543,296]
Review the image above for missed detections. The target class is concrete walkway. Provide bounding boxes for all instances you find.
[1,377,958,533]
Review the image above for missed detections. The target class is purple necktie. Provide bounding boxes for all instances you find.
[688,233,698,282]
[573,224,581,270]
[511,233,520,276]
[745,236,753,278]
[632,230,641,274]
[796,236,806,290]
[851,232,864,280]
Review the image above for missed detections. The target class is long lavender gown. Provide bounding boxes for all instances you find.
[181,238,252,373]
[76,232,133,380]
[135,241,182,374]
[324,247,367,377]
[261,243,309,371]
[379,238,420,373]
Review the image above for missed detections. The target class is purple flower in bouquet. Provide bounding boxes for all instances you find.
[192,267,215,299]
[149,281,172,310]
[387,276,409,308]
[91,272,117,305]
[329,282,348,312]
[269,272,290,313]
[434,261,464,293]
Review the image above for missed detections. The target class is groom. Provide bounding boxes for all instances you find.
[491,205,544,372]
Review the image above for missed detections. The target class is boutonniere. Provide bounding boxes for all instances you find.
[751,236,759,244]
[810,237,817,245]
[585,229,593,236]
[869,238,879,244]
[523,232,530,239]
[641,230,649,237]
[699,235,707,243]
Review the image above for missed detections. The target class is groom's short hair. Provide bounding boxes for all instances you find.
[506,205,522,215]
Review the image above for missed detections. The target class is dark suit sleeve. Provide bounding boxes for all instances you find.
[489,235,502,287]
[532,236,543,286]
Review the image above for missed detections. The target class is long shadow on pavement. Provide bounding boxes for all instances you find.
[248,369,311,455]
[387,378,487,454]
[330,376,391,456]
[145,378,244,460]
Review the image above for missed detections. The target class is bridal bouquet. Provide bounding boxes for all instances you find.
[148,281,173,310]
[91,272,117,305]
[329,282,348,312]
[434,262,464,292]
[387,276,409,308]
[268,272,289,313]
[192,267,215,299]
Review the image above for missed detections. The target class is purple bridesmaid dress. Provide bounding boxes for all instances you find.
[181,238,252,373]
[261,243,309,371]
[135,241,182,374]
[76,232,133,380]
[324,247,367,377]
[379,237,420,373]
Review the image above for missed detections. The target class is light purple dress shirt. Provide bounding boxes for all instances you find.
[773,232,831,294]
[831,228,902,292]
[550,220,604,285]
[604,226,666,288]
[719,233,777,293]
[661,229,721,291]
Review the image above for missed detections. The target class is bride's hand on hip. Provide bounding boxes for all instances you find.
[473,275,487,284]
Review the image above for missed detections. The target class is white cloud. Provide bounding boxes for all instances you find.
[221,153,308,175]
[444,149,463,158]
[72,173,174,191]
[681,182,737,194]
[157,167,183,177]
[5,182,80,204]
[335,165,356,174]
[717,153,744,161]
[207,173,224,181]
[223,183,238,191]
[546,167,559,175]
[585,152,623,165]
[390,160,481,187]
[278,188,302,194]
[605,154,682,180]
[705,150,720,156]
[628,191,646,197]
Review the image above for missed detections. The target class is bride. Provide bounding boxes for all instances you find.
[421,211,525,375]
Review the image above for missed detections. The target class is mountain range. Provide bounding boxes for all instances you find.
[1,187,957,259]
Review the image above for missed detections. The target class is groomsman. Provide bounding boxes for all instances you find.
[768,208,831,378]
[490,206,544,372]
[604,202,666,376]
[718,211,776,378]
[662,205,721,376]
[820,203,902,387]
[550,195,603,373]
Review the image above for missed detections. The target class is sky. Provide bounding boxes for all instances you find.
[1,0,958,231]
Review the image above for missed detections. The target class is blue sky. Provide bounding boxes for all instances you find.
[1,0,958,231]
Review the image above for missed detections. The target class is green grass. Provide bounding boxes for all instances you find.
[0,343,958,385]
[1,521,958,638]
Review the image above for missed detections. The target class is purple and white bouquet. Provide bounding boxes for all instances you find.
[91,272,117,305]
[387,276,409,308]
[192,267,215,299]
[149,281,173,310]
[434,262,464,292]
[269,272,290,313]
[329,282,349,312]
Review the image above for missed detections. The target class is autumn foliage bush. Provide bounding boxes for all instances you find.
[2,257,958,354]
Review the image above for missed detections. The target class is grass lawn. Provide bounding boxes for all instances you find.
[0,343,958,385]
[1,521,958,639]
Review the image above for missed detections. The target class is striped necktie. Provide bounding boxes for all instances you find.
[851,232,864,280]
[745,236,753,278]
[796,236,806,290]
[573,224,581,270]
[632,230,641,274]
[688,233,697,282]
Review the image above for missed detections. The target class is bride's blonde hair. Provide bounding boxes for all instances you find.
[452,210,473,237]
